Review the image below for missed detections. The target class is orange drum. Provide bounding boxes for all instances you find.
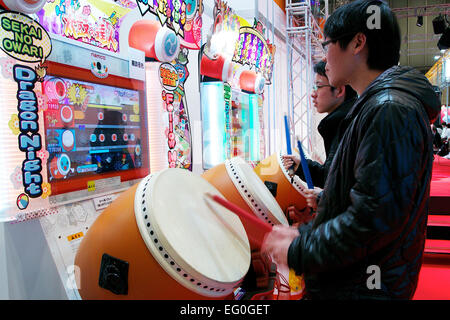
[202,157,288,249]
[239,70,265,94]
[254,152,308,214]
[254,153,308,300]
[74,168,250,300]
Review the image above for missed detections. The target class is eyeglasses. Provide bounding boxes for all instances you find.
[321,32,357,53]
[312,84,334,91]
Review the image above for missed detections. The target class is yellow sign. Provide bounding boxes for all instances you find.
[67,232,84,242]
[130,114,140,123]
[87,181,96,192]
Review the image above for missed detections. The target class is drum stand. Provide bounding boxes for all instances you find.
[238,251,278,300]
[286,205,316,226]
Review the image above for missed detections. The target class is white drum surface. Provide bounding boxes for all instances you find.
[134,168,251,297]
[226,157,288,226]
[62,130,74,150]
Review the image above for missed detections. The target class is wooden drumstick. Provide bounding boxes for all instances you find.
[205,193,272,232]
[204,193,272,248]
[203,194,251,250]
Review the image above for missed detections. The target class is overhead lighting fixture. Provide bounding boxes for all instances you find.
[417,15,423,27]
[433,15,447,34]
[438,27,450,50]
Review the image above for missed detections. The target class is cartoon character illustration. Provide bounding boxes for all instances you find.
[35,63,47,82]
[49,153,73,180]
[108,11,119,26]
[55,0,66,23]
[250,36,257,66]
[254,20,265,35]
[158,0,167,15]
[180,2,186,25]
[91,61,109,79]
[185,0,197,20]
[177,47,189,65]
[234,35,244,61]
[72,0,81,11]
[173,0,181,25]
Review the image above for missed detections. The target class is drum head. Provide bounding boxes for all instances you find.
[134,168,250,297]
[275,152,308,196]
[226,157,288,226]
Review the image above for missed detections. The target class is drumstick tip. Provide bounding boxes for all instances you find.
[203,192,214,200]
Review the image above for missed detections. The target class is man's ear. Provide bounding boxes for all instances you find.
[353,32,367,55]
[335,86,346,99]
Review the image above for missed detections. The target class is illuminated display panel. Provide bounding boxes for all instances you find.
[201,82,263,169]
[43,61,149,195]
[201,82,227,169]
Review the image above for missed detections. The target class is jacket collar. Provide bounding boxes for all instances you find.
[345,66,440,123]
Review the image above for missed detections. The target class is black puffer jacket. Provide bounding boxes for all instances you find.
[295,97,356,188]
[288,66,441,299]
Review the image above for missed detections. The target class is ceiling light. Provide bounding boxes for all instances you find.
[438,27,450,50]
[432,15,447,34]
[417,15,423,27]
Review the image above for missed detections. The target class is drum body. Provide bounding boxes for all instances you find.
[239,70,265,94]
[254,153,308,300]
[128,20,180,62]
[200,53,232,82]
[202,157,288,249]
[75,169,250,300]
[0,0,46,13]
[253,152,308,214]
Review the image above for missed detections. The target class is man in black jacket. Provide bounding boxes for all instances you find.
[282,61,357,210]
[262,0,440,299]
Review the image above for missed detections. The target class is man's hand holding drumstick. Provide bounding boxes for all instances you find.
[281,155,323,211]
[261,224,300,271]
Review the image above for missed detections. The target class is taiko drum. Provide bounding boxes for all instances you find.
[253,152,308,214]
[202,157,288,249]
[75,168,251,300]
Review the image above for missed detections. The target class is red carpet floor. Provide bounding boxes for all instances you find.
[413,156,450,300]
[413,253,450,300]
[430,156,450,198]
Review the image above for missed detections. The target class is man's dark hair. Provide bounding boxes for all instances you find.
[313,60,329,79]
[313,61,357,101]
[323,0,401,71]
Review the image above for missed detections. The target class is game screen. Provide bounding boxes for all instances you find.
[42,75,147,195]
[201,82,263,169]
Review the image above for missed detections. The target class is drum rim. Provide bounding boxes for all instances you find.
[275,152,308,197]
[134,169,249,298]
[225,157,288,226]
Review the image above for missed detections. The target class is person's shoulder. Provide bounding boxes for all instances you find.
[363,88,426,121]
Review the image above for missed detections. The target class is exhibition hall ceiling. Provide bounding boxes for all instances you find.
[329,0,449,74]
